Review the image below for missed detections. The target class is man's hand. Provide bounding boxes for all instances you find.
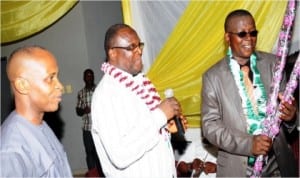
[278,93,297,122]
[177,161,193,177]
[158,97,181,119]
[203,161,217,174]
[192,158,204,170]
[167,114,188,133]
[179,114,188,131]
[167,119,177,133]
[251,135,272,156]
[159,97,188,133]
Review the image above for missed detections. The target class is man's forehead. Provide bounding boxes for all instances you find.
[20,54,56,73]
[228,16,255,29]
[117,28,138,38]
[229,16,253,24]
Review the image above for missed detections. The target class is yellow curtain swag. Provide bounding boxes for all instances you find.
[1,1,78,44]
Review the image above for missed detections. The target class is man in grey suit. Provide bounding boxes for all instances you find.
[201,9,298,177]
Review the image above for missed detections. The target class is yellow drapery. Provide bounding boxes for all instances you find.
[121,0,132,26]
[1,0,78,44]
[122,1,287,127]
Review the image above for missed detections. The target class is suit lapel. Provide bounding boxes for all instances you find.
[255,55,273,96]
[220,58,248,130]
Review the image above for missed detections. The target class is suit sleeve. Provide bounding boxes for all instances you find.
[201,72,253,156]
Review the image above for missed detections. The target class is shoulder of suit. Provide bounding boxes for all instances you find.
[203,57,228,77]
[255,50,278,66]
[255,50,277,60]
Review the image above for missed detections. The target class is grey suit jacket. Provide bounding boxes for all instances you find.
[201,51,297,177]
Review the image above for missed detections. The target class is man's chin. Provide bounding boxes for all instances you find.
[242,49,254,57]
[46,105,60,112]
[133,71,142,76]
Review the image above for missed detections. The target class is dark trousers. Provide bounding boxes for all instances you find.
[83,130,102,174]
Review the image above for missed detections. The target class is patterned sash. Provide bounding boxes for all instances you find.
[101,62,161,111]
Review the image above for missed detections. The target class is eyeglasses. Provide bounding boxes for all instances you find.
[111,42,144,52]
[228,30,258,38]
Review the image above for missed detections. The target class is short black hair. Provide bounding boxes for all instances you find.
[104,23,133,57]
[224,9,254,32]
[83,68,94,77]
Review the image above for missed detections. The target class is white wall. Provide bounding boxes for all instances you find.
[1,1,123,172]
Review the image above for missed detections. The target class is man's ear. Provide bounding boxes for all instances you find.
[14,77,30,95]
[224,33,230,45]
[108,49,117,62]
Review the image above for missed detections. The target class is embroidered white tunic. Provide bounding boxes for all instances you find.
[91,70,176,178]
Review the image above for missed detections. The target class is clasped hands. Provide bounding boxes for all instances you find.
[191,158,217,177]
[177,158,217,177]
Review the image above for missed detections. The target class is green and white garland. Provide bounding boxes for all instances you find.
[227,48,267,135]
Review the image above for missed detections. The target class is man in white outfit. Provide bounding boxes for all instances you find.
[91,24,187,178]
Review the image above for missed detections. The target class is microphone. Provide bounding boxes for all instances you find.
[164,88,185,136]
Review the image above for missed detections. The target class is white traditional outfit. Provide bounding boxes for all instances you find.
[0,111,72,177]
[91,63,176,178]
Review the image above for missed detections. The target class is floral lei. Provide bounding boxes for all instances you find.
[251,1,297,177]
[101,62,161,111]
[227,48,267,135]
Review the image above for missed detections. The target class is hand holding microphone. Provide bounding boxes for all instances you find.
[163,88,186,135]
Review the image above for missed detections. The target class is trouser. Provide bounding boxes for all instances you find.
[83,130,102,172]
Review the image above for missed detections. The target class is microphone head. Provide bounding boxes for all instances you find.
[164,88,174,98]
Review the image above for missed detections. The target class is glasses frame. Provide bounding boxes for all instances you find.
[111,42,144,52]
[228,30,258,38]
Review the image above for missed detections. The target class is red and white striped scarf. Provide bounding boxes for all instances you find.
[101,62,161,111]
